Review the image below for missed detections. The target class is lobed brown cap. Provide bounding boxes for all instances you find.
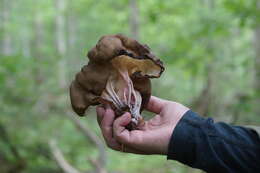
[70,34,164,116]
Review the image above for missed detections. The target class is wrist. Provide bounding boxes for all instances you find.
[165,102,189,155]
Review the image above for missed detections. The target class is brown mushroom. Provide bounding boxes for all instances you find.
[69,34,164,129]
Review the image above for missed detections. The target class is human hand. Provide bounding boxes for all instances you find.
[96,96,189,155]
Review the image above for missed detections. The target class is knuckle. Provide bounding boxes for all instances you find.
[167,101,179,107]
[114,131,122,139]
[115,134,127,144]
[102,126,111,133]
[107,143,119,151]
[114,133,122,141]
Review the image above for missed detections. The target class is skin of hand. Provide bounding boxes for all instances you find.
[96,96,189,155]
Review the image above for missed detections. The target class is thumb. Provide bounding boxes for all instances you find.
[113,112,132,143]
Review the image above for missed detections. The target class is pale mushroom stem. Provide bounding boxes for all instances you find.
[101,68,142,125]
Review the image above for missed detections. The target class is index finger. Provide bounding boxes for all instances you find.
[145,96,167,114]
[100,108,116,141]
[96,106,105,126]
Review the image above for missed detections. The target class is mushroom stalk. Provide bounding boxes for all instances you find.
[101,68,142,125]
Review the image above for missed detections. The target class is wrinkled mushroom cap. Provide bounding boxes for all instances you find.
[70,34,164,117]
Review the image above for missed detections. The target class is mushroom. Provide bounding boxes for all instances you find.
[70,34,164,129]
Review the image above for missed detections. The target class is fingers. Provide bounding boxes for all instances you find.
[145,96,167,114]
[99,108,116,141]
[96,106,105,126]
[97,106,118,147]
[113,113,143,148]
[96,107,122,149]
[96,108,147,154]
[113,112,132,144]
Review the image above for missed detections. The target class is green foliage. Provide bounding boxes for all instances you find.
[0,0,259,172]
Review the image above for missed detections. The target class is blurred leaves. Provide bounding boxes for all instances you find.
[0,0,259,172]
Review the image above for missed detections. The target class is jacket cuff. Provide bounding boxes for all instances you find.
[167,110,206,165]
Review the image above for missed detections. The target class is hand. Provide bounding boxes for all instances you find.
[96,96,189,155]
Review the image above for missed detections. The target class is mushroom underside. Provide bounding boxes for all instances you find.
[99,55,162,127]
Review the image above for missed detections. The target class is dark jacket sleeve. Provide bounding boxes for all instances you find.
[167,110,260,173]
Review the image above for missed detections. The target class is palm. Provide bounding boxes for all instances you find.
[96,96,189,155]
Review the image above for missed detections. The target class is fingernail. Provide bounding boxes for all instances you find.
[106,108,113,114]
[105,104,111,109]
[123,112,131,120]
[97,106,104,111]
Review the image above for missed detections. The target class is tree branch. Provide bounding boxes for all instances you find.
[65,112,107,172]
[48,139,81,173]
[129,0,139,40]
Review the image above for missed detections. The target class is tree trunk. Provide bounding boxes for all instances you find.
[55,0,67,88]
[34,12,44,59]
[67,2,76,57]
[191,67,213,116]
[67,0,78,71]
[32,11,45,84]
[191,0,215,118]
[55,0,66,56]
[21,31,31,57]
[129,0,140,40]
[253,0,260,116]
[1,0,12,55]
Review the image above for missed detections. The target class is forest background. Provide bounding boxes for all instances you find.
[0,0,259,173]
